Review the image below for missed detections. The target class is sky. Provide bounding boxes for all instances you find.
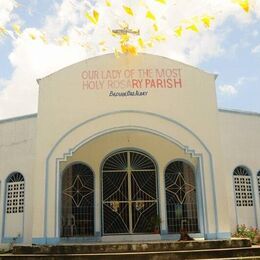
[0,0,260,120]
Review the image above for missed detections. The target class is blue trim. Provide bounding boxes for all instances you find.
[217,232,231,239]
[0,113,37,124]
[50,125,212,239]
[161,233,204,240]
[95,231,101,237]
[32,236,100,245]
[32,237,60,245]
[205,233,217,240]
[2,237,23,244]
[57,128,207,238]
[205,232,231,240]
[196,158,206,236]
[44,110,218,241]
[32,237,46,244]
[60,236,101,243]
[161,229,167,236]
[218,108,260,117]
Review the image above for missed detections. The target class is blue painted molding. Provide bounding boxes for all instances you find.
[205,232,231,240]
[55,127,207,238]
[218,108,260,117]
[161,229,168,236]
[0,113,37,124]
[205,233,217,240]
[95,231,101,237]
[44,110,218,242]
[32,236,100,245]
[32,237,60,245]
[161,233,204,241]
[2,237,23,244]
[217,232,231,239]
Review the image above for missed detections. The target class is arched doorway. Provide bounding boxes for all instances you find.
[102,150,159,235]
[61,163,94,237]
[165,161,199,233]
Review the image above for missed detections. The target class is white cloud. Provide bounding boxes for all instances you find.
[217,76,257,98]
[253,0,260,18]
[218,84,238,96]
[0,28,87,119]
[252,30,259,37]
[251,44,260,53]
[1,0,260,119]
[0,0,19,26]
[236,76,257,86]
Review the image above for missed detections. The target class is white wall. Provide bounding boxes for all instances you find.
[1,55,259,244]
[219,109,260,231]
[33,54,229,241]
[59,130,199,238]
[0,114,37,244]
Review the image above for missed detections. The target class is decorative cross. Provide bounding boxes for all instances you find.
[112,25,140,36]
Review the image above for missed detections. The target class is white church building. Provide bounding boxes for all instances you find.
[0,53,259,245]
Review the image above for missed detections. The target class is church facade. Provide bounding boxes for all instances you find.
[0,54,259,245]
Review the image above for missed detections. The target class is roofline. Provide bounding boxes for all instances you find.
[218,108,260,117]
[0,113,38,124]
[1,108,259,124]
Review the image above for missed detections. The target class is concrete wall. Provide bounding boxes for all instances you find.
[218,109,260,231]
[0,54,259,245]
[0,114,37,244]
[32,53,229,242]
[59,130,200,240]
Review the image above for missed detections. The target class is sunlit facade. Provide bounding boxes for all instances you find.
[0,54,259,245]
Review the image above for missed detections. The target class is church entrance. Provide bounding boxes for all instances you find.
[102,150,159,235]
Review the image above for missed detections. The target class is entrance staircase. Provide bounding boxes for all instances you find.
[1,239,260,259]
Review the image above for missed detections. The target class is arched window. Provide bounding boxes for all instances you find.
[165,161,199,233]
[233,166,253,207]
[102,150,159,234]
[61,163,94,237]
[6,172,25,214]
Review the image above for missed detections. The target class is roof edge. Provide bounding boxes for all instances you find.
[0,113,38,124]
[218,108,260,117]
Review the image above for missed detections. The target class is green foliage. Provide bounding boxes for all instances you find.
[232,224,260,245]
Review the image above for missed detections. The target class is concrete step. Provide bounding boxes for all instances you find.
[12,239,252,254]
[1,246,260,259]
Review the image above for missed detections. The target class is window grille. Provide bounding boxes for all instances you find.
[165,161,199,233]
[233,167,253,207]
[6,172,25,214]
[61,163,94,237]
[102,151,158,234]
